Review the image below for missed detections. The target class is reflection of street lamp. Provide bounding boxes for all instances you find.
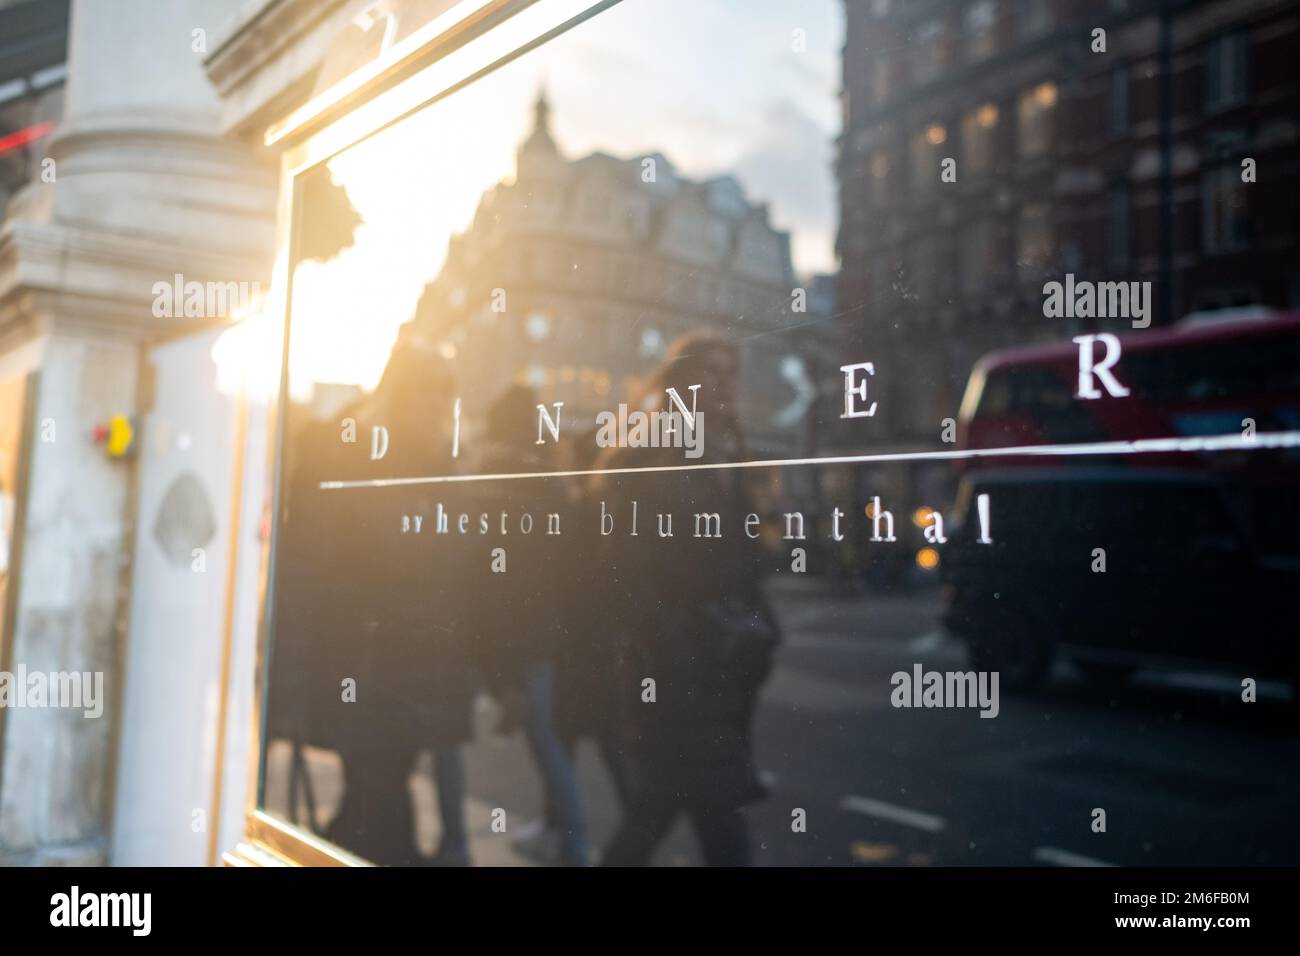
[526,311,550,341]
[639,327,664,358]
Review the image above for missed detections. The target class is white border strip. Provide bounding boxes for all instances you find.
[318,430,1300,490]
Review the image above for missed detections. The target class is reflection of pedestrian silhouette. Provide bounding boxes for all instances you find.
[369,332,472,867]
[277,325,475,866]
[595,334,779,866]
[477,385,591,866]
[555,430,631,818]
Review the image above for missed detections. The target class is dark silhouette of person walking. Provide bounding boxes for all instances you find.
[594,333,779,866]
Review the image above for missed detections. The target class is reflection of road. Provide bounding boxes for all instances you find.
[749,578,1300,867]
[267,578,1299,866]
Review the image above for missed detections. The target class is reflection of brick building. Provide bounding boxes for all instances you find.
[837,0,1300,446]
[417,92,838,458]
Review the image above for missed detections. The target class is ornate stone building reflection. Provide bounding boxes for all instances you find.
[413,92,837,459]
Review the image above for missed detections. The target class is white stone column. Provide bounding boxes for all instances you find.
[0,0,274,865]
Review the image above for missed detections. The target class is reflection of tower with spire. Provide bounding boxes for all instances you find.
[516,86,564,180]
[416,90,833,457]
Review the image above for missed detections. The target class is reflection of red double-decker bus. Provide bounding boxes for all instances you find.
[958,311,1300,456]
[943,313,1300,696]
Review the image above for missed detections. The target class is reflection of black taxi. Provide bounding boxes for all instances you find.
[941,313,1300,694]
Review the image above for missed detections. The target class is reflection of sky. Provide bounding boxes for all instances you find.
[290,0,843,391]
[542,0,842,275]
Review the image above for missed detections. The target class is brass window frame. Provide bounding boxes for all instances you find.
[237,0,622,867]
[0,369,39,813]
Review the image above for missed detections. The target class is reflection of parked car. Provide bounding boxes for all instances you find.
[942,314,1300,695]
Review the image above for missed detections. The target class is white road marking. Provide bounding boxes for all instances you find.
[840,795,947,833]
[1033,846,1117,868]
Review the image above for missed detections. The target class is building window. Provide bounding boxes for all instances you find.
[1202,165,1248,253]
[1017,81,1056,158]
[869,150,890,202]
[962,102,1000,175]
[870,254,893,310]
[913,18,945,84]
[964,1,998,61]
[1017,203,1052,274]
[1107,66,1129,136]
[960,218,997,295]
[872,55,892,106]
[1204,31,1249,112]
[1017,0,1053,39]
[934,237,955,295]
[1105,184,1131,268]
[910,124,947,196]
[909,234,938,294]
[1060,238,1083,274]
[871,151,891,180]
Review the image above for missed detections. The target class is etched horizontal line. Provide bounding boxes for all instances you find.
[317,429,1300,490]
